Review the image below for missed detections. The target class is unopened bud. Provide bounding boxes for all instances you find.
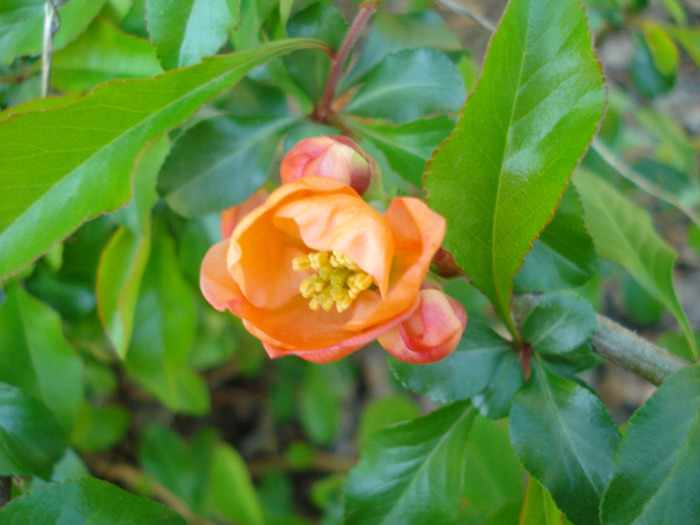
[280,136,380,196]
[431,247,463,278]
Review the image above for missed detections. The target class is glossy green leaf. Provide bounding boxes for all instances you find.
[0,382,67,478]
[389,319,513,404]
[514,185,597,292]
[357,394,421,446]
[341,11,461,89]
[52,20,163,92]
[522,291,596,357]
[0,0,107,66]
[622,277,663,326]
[146,0,238,69]
[509,358,620,525]
[462,417,525,522]
[344,116,455,187]
[0,38,325,281]
[424,0,605,328]
[344,401,475,525]
[601,365,700,525]
[343,48,465,123]
[472,349,524,419]
[520,476,566,525]
[210,443,265,525]
[125,222,209,415]
[0,478,187,524]
[71,402,130,453]
[0,286,82,430]
[139,423,216,515]
[573,170,697,360]
[639,22,679,76]
[284,3,347,103]
[158,115,297,216]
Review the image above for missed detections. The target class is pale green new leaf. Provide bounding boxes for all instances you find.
[424,0,606,328]
[0,38,325,281]
[574,170,697,359]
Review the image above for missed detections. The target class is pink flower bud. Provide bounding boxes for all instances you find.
[378,287,467,364]
[280,136,379,196]
[431,247,463,278]
[220,187,270,238]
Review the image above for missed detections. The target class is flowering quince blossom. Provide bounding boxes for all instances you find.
[280,135,379,196]
[201,147,466,365]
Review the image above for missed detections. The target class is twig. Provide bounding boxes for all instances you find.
[513,294,691,385]
[41,0,61,98]
[313,0,380,122]
[591,137,700,230]
[436,0,496,32]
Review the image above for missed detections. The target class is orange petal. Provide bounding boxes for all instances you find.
[378,288,466,364]
[200,240,246,312]
[220,188,270,238]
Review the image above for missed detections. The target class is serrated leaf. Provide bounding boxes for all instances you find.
[472,349,524,420]
[509,358,620,525]
[344,401,475,525]
[600,365,700,525]
[0,382,67,478]
[158,115,297,216]
[515,185,597,292]
[357,394,421,447]
[0,0,107,66]
[343,48,465,123]
[389,319,513,404]
[125,221,209,415]
[424,0,605,330]
[574,170,697,360]
[52,20,163,92]
[0,38,325,281]
[210,443,265,525]
[0,478,187,524]
[522,291,596,357]
[341,11,461,90]
[0,286,83,430]
[520,477,566,525]
[146,0,238,69]
[344,116,455,187]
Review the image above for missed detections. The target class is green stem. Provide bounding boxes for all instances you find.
[313,0,380,123]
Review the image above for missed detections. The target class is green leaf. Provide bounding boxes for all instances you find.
[146,0,238,69]
[600,365,700,525]
[0,382,67,478]
[210,443,266,525]
[52,20,163,92]
[629,34,675,97]
[341,11,461,90]
[125,221,209,415]
[472,349,524,419]
[158,115,297,216]
[284,3,347,103]
[343,48,465,123]
[509,358,621,525]
[514,185,597,292]
[357,394,421,447]
[462,417,525,522]
[139,423,216,515]
[0,0,107,66]
[520,476,566,525]
[522,291,596,357]
[0,478,187,524]
[344,116,455,187]
[71,402,130,453]
[0,286,83,430]
[389,319,514,404]
[424,0,606,329]
[344,401,476,525]
[639,22,679,76]
[573,170,697,360]
[299,362,348,446]
[0,38,325,281]
[665,27,700,68]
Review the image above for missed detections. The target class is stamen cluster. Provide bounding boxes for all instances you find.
[293,251,374,313]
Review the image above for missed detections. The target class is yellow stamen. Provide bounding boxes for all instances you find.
[294,250,374,313]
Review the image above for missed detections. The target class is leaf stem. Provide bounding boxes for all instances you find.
[513,294,691,385]
[313,0,380,123]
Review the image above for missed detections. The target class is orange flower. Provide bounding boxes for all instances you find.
[200,176,452,363]
[280,136,379,196]
[220,188,270,238]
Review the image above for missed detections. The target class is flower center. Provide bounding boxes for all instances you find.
[292,251,374,313]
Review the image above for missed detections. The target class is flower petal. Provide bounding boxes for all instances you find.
[200,240,246,312]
